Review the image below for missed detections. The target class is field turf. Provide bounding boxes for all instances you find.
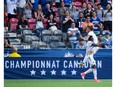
[4,79,112,87]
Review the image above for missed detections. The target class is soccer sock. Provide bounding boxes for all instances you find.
[93,69,97,79]
[84,68,93,74]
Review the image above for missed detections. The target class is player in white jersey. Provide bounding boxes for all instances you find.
[80,26,101,83]
[81,26,100,54]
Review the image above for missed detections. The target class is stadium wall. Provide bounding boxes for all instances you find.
[4,49,112,79]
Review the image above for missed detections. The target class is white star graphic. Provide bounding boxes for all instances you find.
[40,70,46,75]
[51,70,56,75]
[30,70,36,75]
[61,70,66,75]
[71,70,77,75]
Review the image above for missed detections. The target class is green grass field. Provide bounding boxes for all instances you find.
[4,79,112,87]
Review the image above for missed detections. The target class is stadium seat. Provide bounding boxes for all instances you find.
[10,41,21,45]
[62,33,68,41]
[53,30,62,41]
[50,36,60,42]
[12,44,23,49]
[38,42,47,49]
[31,41,39,49]
[42,36,51,44]
[49,42,57,48]
[4,32,9,38]
[9,39,21,42]
[7,32,17,38]
[54,30,62,36]
[31,35,39,41]
[42,30,52,36]
[23,35,32,43]
[57,42,66,48]
[9,18,18,31]
[22,29,33,35]
[9,39,21,46]
[28,18,36,30]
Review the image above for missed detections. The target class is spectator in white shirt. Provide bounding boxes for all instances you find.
[103,3,112,32]
[7,0,17,21]
[17,0,26,13]
[67,22,81,49]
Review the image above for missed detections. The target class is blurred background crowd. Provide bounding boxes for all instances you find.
[4,0,112,49]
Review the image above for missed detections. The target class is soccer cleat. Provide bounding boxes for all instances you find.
[81,72,86,80]
[94,79,100,83]
[80,63,85,66]
[78,62,85,66]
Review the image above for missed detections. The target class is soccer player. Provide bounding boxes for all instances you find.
[80,26,100,83]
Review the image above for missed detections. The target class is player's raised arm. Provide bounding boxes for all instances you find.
[80,35,90,41]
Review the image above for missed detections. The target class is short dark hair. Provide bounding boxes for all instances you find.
[92,11,97,14]
[107,3,111,6]
[97,3,101,6]
[79,38,84,41]
[86,15,90,18]
[79,12,84,15]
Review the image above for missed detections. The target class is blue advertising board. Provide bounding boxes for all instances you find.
[4,56,112,79]
[4,49,112,58]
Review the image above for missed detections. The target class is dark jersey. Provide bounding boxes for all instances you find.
[76,18,86,33]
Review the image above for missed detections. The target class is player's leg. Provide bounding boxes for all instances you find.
[92,47,99,55]
[92,65,100,82]
[83,54,89,63]
[81,59,93,80]
[80,53,89,66]
[78,53,89,66]
[81,68,93,80]
[81,51,94,65]
[89,54,100,82]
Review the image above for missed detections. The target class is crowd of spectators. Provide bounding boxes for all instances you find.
[4,0,112,49]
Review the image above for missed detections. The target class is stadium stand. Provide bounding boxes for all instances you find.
[4,0,112,49]
[28,18,36,30]
[9,18,18,31]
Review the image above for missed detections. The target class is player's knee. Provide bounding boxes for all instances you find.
[91,65,96,69]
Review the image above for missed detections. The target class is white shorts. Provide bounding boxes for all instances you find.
[83,53,96,67]
[91,47,99,54]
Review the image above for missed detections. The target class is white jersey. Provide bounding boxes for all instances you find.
[88,31,98,44]
[86,41,93,52]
